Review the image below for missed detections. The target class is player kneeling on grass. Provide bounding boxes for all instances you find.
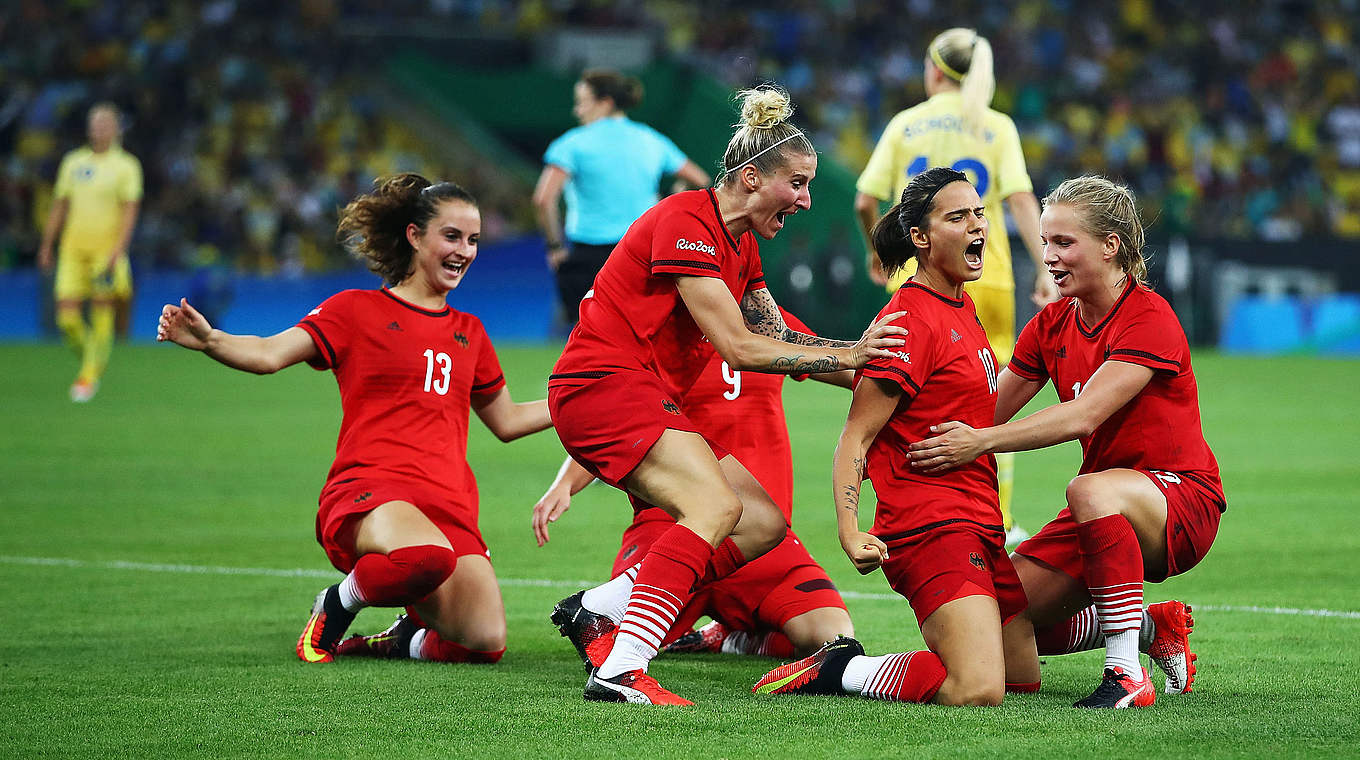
[756,168,1021,706]
[534,316,856,667]
[158,174,552,665]
[905,176,1221,707]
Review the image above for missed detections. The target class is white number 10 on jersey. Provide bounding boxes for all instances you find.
[978,349,998,394]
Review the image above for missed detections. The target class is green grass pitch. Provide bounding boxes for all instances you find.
[1,343,1357,758]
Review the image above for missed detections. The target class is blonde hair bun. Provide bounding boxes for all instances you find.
[736,86,793,130]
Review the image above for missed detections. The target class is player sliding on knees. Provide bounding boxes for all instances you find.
[755,168,1023,706]
[545,85,907,705]
[158,175,552,666]
[534,310,856,667]
[906,176,1222,708]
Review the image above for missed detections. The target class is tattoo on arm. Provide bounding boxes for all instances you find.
[739,289,783,338]
[840,484,859,516]
[780,330,855,349]
[741,288,855,347]
[769,355,841,373]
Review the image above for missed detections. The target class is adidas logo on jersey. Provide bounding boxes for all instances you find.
[675,238,717,255]
[950,329,962,343]
[387,321,402,331]
[1056,346,1067,358]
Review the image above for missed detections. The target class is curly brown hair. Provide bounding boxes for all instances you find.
[336,173,478,286]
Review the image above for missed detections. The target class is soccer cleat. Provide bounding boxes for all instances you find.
[1073,666,1156,708]
[550,590,619,672]
[663,620,727,655]
[295,586,355,664]
[1146,600,1197,694]
[752,635,864,695]
[69,379,98,403]
[583,669,693,705]
[336,614,418,659]
[1004,524,1031,547]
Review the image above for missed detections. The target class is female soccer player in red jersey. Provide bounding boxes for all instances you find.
[157,174,552,666]
[545,85,907,705]
[906,175,1223,708]
[533,309,855,663]
[754,167,1024,707]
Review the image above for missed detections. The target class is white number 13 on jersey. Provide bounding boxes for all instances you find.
[423,348,451,395]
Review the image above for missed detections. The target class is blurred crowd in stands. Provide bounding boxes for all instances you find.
[428,0,1360,241]
[0,1,523,274]
[663,0,1360,242]
[3,0,1357,277]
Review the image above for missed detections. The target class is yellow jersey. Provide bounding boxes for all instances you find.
[857,92,1031,292]
[53,144,143,254]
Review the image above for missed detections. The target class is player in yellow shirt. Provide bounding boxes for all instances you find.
[853,29,1059,543]
[38,103,142,402]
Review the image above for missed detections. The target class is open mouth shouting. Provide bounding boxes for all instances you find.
[1048,267,1070,286]
[963,237,985,270]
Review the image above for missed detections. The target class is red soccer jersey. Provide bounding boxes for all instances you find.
[673,310,815,524]
[297,289,507,522]
[1007,281,1224,502]
[550,189,766,397]
[858,282,1002,540]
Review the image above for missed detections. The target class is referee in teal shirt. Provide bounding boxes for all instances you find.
[534,69,710,325]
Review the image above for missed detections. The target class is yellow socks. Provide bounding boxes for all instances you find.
[78,302,114,384]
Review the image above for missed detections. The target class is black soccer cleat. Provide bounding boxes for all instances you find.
[296,585,356,664]
[752,635,864,695]
[1073,666,1156,708]
[336,614,419,659]
[550,590,618,672]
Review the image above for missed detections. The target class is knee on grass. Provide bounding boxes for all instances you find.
[935,673,1005,707]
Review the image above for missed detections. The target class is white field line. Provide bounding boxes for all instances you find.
[3,554,1358,620]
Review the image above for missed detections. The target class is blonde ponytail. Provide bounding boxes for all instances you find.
[929,28,996,138]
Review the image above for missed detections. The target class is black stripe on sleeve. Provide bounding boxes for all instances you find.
[1008,356,1046,379]
[471,374,505,393]
[862,363,921,395]
[299,320,337,368]
[651,259,723,273]
[1108,348,1181,370]
[549,371,613,381]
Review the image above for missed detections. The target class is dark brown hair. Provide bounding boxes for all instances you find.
[336,173,478,286]
[580,69,643,111]
[870,167,970,276]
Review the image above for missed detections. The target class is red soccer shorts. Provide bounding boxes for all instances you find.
[613,517,846,641]
[316,478,489,574]
[548,370,726,488]
[879,525,1028,629]
[1014,468,1223,583]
